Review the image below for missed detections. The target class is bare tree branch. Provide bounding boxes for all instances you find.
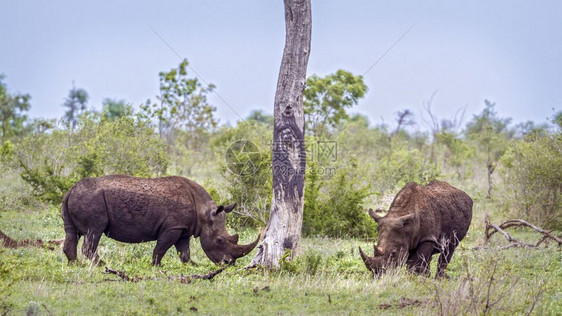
[476,215,562,250]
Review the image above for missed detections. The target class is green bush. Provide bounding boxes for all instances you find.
[303,158,376,238]
[336,122,439,198]
[435,131,476,179]
[212,121,272,227]
[500,131,562,229]
[1,109,168,204]
[370,142,440,195]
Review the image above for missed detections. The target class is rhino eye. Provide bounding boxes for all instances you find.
[217,237,224,244]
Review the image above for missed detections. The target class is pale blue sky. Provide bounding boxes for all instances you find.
[1,1,561,129]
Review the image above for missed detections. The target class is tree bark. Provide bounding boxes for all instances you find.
[486,160,494,198]
[250,0,311,268]
[486,143,494,199]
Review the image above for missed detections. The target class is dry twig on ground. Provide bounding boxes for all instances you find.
[103,266,228,284]
[0,229,64,250]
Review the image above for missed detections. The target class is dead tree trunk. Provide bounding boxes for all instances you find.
[486,144,495,199]
[486,159,495,199]
[250,0,311,268]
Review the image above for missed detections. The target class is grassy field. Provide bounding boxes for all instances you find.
[0,203,561,315]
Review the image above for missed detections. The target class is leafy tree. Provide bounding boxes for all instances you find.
[435,131,474,179]
[63,85,89,128]
[348,113,370,128]
[393,109,415,135]
[501,129,561,229]
[553,111,562,129]
[102,98,127,120]
[421,93,466,164]
[338,118,391,161]
[388,109,416,152]
[246,109,273,125]
[465,100,512,198]
[513,121,546,138]
[371,143,439,194]
[141,59,217,149]
[0,76,31,144]
[304,69,367,138]
[28,118,56,134]
[2,108,167,203]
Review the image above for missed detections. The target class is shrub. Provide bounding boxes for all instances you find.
[500,131,562,229]
[371,143,440,195]
[303,158,376,238]
[212,121,272,227]
[1,109,168,204]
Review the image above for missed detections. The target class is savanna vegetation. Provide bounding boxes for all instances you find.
[0,61,560,314]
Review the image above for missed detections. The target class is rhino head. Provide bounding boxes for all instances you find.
[199,203,260,264]
[359,208,418,276]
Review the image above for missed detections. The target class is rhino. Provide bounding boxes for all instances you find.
[62,175,259,266]
[359,180,472,278]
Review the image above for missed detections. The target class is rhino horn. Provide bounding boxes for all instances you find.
[228,233,239,244]
[359,246,375,270]
[368,209,383,222]
[232,234,260,259]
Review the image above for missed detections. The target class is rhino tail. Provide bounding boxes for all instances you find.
[61,187,77,234]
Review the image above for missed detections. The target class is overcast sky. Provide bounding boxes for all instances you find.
[1,1,561,130]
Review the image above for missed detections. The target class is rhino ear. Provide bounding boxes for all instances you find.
[214,203,237,216]
[224,203,237,213]
[398,213,417,226]
[368,209,383,222]
[214,205,225,216]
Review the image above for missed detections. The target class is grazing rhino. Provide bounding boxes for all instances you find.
[62,175,259,266]
[359,180,472,278]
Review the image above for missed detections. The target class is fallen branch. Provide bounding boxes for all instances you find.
[0,229,64,250]
[168,266,229,284]
[0,230,43,248]
[104,267,142,282]
[479,215,562,249]
[103,266,229,284]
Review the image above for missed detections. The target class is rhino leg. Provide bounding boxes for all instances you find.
[63,231,80,263]
[406,241,434,276]
[152,230,182,266]
[436,243,456,278]
[174,237,191,263]
[82,231,104,265]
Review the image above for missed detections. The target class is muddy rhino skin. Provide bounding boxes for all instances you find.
[360,180,473,277]
[62,175,258,266]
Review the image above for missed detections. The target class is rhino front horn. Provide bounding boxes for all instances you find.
[233,234,260,259]
[359,247,374,270]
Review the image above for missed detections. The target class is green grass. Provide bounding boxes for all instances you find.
[0,205,561,315]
